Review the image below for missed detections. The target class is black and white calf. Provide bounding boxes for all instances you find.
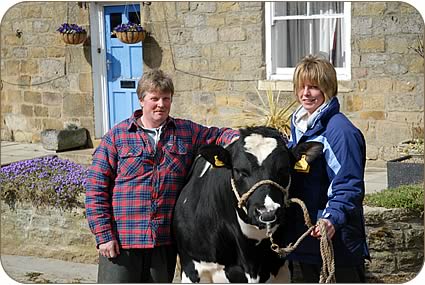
[173,126,323,283]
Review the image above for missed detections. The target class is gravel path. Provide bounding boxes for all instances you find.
[1,255,97,283]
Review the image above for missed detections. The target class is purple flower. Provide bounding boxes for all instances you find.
[0,156,88,211]
[113,22,144,32]
[57,23,86,34]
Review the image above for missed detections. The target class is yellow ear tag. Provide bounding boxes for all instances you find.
[294,154,310,173]
[214,155,225,167]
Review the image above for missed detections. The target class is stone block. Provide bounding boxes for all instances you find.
[24,91,42,104]
[41,128,88,151]
[359,111,386,120]
[34,105,48,117]
[79,73,93,93]
[192,27,218,44]
[5,60,20,76]
[217,2,240,12]
[221,57,241,71]
[21,104,34,117]
[190,2,216,13]
[219,26,246,41]
[358,38,385,52]
[20,60,39,75]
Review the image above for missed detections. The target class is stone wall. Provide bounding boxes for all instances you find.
[1,201,423,282]
[143,1,264,128]
[348,2,424,162]
[0,202,98,264]
[364,206,424,282]
[0,2,93,143]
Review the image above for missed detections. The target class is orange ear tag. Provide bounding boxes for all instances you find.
[214,155,225,167]
[294,154,310,173]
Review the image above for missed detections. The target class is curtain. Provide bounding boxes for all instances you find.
[273,1,344,68]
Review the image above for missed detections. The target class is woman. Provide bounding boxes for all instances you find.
[286,55,370,282]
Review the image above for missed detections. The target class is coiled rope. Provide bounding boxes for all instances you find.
[268,198,336,283]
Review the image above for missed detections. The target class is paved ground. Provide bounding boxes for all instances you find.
[0,141,388,283]
[1,255,97,283]
[0,141,56,166]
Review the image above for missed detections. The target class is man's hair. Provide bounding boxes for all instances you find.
[136,69,174,100]
[293,55,338,102]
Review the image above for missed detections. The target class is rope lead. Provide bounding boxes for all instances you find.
[267,198,336,283]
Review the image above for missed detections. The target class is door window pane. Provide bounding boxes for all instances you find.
[128,11,141,25]
[110,13,122,38]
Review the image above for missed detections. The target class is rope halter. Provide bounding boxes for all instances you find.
[230,177,291,212]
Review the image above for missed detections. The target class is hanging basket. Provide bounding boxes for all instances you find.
[61,32,87,45]
[115,31,145,44]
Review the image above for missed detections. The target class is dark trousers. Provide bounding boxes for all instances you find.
[97,245,177,283]
[291,261,366,283]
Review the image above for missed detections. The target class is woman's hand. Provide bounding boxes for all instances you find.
[311,219,335,239]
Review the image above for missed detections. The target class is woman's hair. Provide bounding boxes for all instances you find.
[293,55,338,102]
[136,69,174,100]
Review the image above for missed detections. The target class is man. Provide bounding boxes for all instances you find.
[85,69,239,283]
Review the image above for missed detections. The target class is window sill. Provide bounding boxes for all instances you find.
[258,80,352,93]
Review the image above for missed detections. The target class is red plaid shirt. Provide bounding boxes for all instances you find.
[85,110,239,248]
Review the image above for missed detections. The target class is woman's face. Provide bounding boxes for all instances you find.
[297,80,325,115]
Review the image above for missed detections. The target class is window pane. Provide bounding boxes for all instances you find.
[110,13,122,38]
[274,18,345,68]
[310,2,343,15]
[128,11,141,25]
[274,2,307,16]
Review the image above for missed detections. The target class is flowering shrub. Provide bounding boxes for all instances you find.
[57,23,86,34]
[0,156,88,211]
[113,22,144,32]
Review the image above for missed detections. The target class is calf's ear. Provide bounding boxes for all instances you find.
[290,142,324,165]
[198,144,232,168]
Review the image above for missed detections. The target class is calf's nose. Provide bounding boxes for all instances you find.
[256,207,277,223]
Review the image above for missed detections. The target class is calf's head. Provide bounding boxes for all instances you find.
[198,127,322,236]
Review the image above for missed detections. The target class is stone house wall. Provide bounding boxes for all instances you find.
[0,2,93,143]
[1,1,424,162]
[1,201,423,282]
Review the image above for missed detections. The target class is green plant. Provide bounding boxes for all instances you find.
[364,184,424,212]
[234,88,297,137]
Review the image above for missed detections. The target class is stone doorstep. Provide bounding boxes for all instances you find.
[55,139,100,166]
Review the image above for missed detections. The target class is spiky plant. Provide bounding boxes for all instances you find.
[233,88,297,137]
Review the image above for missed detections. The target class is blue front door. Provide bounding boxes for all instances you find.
[104,5,143,128]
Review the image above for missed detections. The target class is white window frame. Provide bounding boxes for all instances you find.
[265,2,351,81]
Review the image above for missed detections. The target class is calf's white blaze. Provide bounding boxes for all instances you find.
[264,195,281,212]
[244,134,277,165]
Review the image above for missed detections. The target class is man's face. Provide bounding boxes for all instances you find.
[140,90,172,128]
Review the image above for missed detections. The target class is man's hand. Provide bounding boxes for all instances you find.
[98,240,120,258]
[311,219,335,239]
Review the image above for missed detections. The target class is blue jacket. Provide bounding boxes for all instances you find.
[286,97,370,265]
